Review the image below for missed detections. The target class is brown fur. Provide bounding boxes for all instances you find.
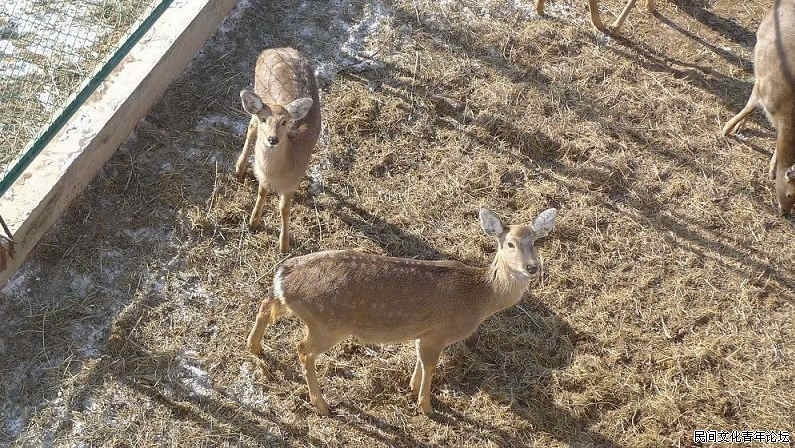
[235,47,322,251]
[535,0,656,33]
[723,0,795,215]
[246,209,557,415]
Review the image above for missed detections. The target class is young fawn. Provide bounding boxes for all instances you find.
[535,0,657,33]
[247,208,557,415]
[236,47,322,251]
[723,0,795,215]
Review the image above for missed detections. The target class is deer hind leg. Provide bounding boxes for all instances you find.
[235,115,258,180]
[298,326,341,416]
[588,0,608,32]
[248,184,269,229]
[774,128,795,216]
[416,338,444,415]
[645,0,655,13]
[611,0,639,31]
[722,86,759,136]
[535,0,545,15]
[247,297,284,356]
[278,192,293,253]
[410,339,421,396]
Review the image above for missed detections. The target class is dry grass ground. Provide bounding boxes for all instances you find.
[1,0,793,447]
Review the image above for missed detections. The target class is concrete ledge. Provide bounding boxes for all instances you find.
[0,0,238,285]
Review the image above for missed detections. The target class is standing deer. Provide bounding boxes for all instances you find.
[235,47,321,252]
[246,208,558,415]
[535,0,657,33]
[723,0,795,215]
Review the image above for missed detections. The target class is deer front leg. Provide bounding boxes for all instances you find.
[417,339,443,415]
[588,0,608,32]
[646,0,656,13]
[611,0,639,32]
[249,184,268,229]
[278,192,293,253]
[769,149,777,180]
[247,298,276,356]
[535,0,545,15]
[235,115,258,180]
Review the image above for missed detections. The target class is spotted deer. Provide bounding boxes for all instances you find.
[246,208,557,415]
[235,47,321,251]
[535,0,657,33]
[722,0,795,215]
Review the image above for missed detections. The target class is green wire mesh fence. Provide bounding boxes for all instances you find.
[0,0,159,182]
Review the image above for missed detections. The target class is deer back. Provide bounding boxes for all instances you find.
[275,250,493,344]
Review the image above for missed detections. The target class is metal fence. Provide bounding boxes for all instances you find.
[0,0,161,191]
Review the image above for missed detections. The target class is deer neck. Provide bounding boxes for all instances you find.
[259,138,295,168]
[776,120,795,165]
[483,255,530,315]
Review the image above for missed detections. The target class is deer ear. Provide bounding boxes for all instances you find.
[786,164,795,183]
[285,97,313,120]
[479,208,505,237]
[532,208,557,238]
[240,89,265,115]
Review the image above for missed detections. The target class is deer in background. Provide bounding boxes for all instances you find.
[235,47,321,252]
[535,0,657,33]
[246,207,558,415]
[722,0,795,216]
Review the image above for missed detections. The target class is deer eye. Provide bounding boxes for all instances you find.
[506,242,515,249]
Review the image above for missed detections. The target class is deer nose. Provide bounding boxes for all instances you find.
[267,136,279,145]
[525,264,539,275]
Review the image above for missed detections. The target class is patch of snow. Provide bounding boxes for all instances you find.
[69,320,106,358]
[1,264,39,298]
[513,0,579,20]
[69,272,93,297]
[122,227,170,243]
[0,59,42,77]
[335,1,389,73]
[286,0,391,82]
[229,361,269,409]
[171,351,213,398]
[732,132,752,141]
[82,397,97,412]
[313,61,337,84]
[511,0,538,16]
[0,39,20,56]
[308,164,325,195]
[0,0,108,113]
[99,249,125,285]
[37,90,54,108]
[5,1,104,54]
[217,0,257,35]
[434,0,582,22]
[595,32,611,45]
[1,399,32,441]
[194,114,248,136]
[186,147,202,160]
[6,414,25,438]
[71,418,85,437]
[182,277,214,305]
[195,0,392,85]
